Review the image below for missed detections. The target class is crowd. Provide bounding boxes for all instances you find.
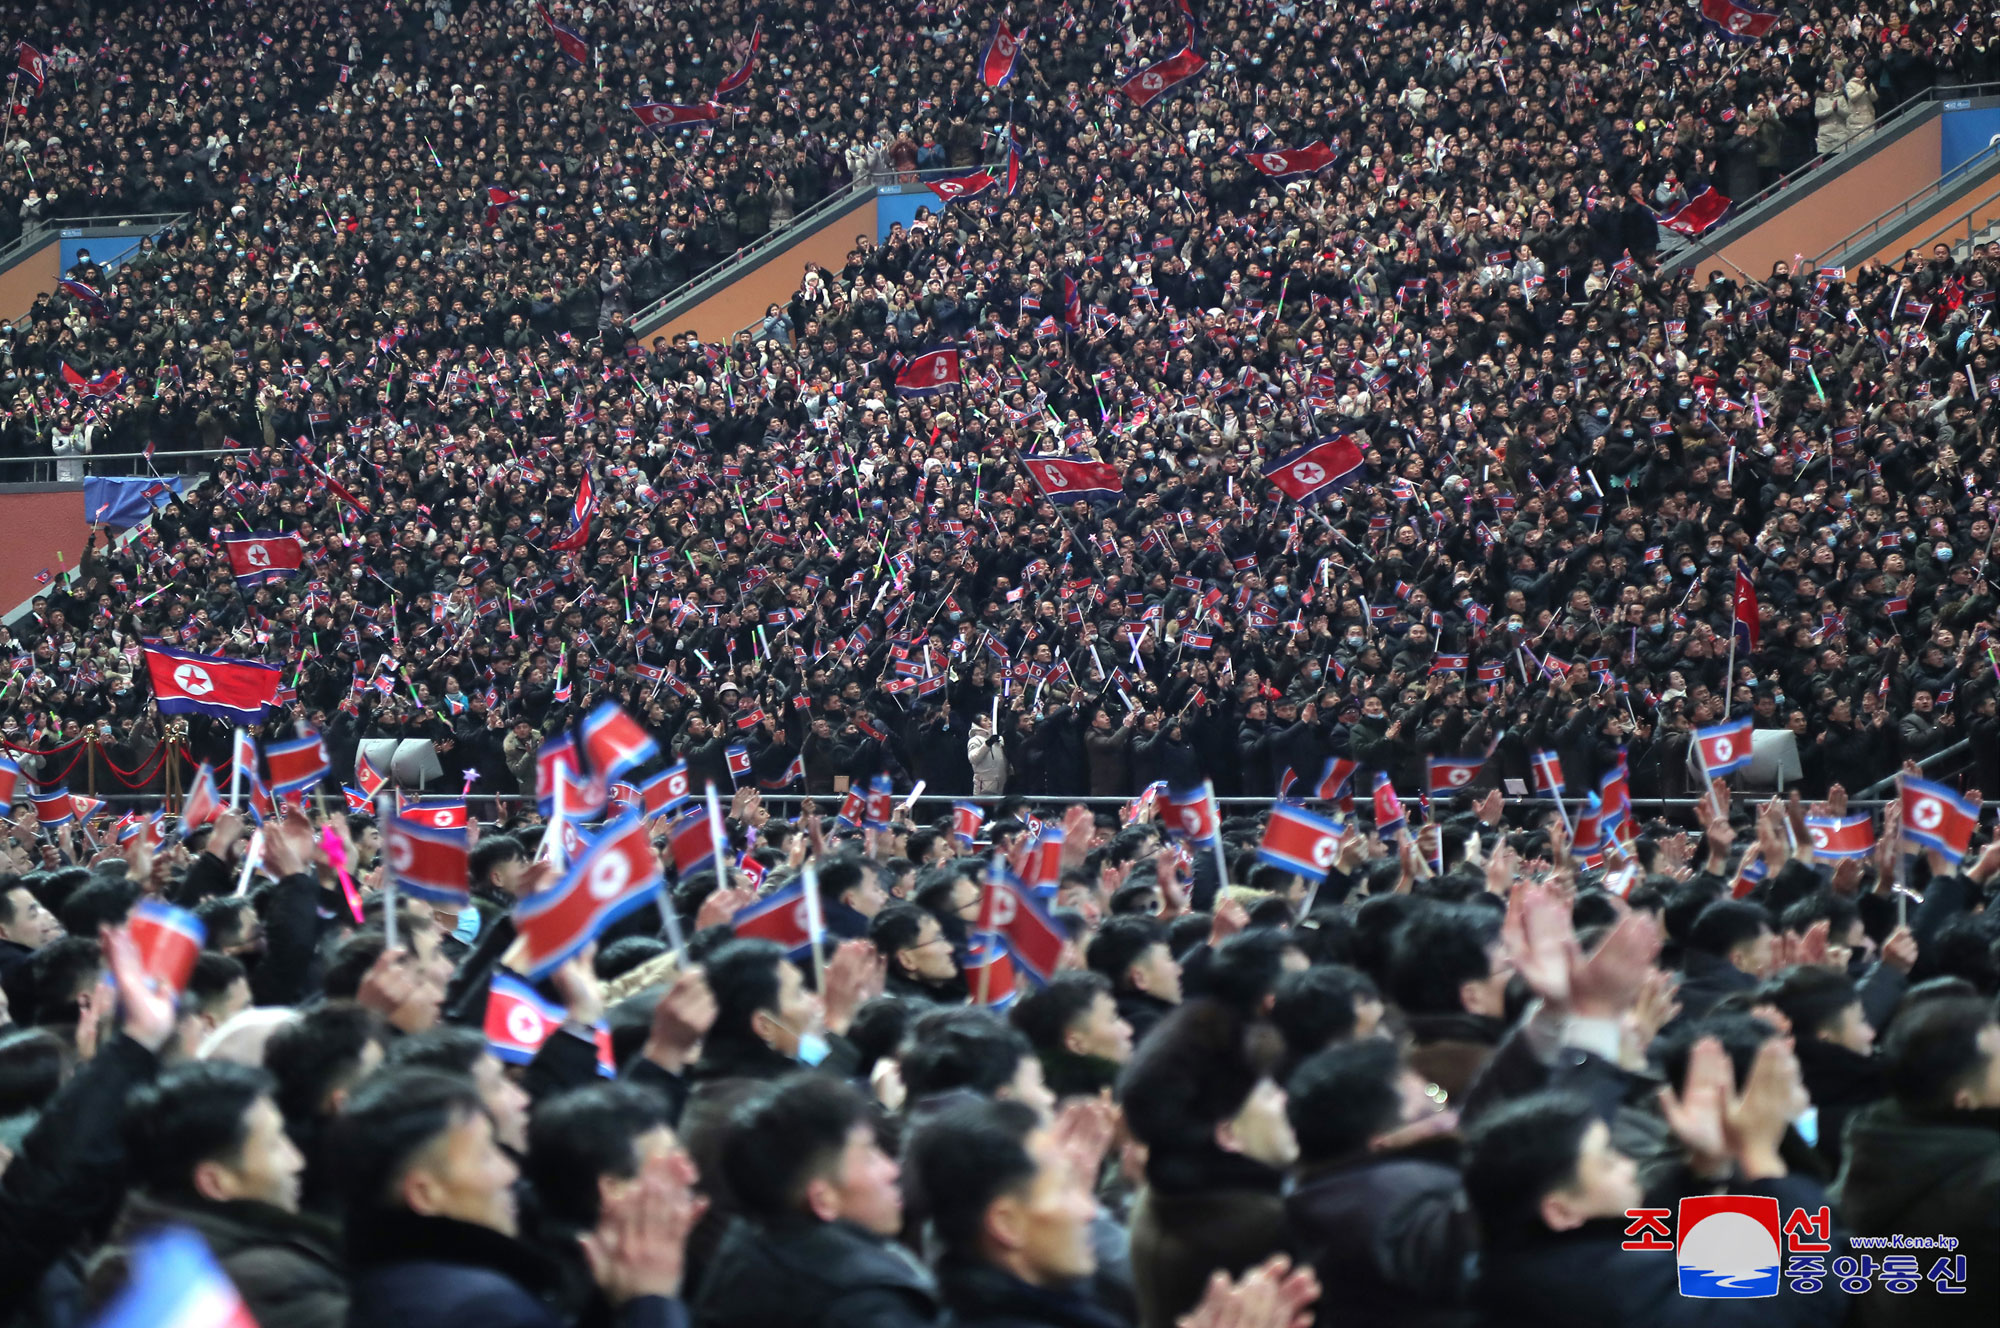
[0,0,1999,1324]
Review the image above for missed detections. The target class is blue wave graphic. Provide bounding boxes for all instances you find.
[1678,1266,1780,1298]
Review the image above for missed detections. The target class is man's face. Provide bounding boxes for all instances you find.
[842,867,889,919]
[1545,1119,1641,1229]
[824,1122,903,1236]
[1130,943,1182,1005]
[0,887,62,948]
[900,914,959,982]
[407,1109,521,1236]
[215,1095,306,1212]
[1222,1077,1299,1168]
[1068,991,1135,1064]
[1006,1129,1100,1283]
[472,1052,532,1154]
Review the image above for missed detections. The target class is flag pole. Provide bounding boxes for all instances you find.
[801,858,828,998]
[375,793,398,954]
[228,728,245,809]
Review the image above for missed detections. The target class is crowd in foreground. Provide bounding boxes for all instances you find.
[0,0,1995,1324]
[0,770,1995,1328]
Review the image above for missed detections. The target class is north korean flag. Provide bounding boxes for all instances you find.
[896,346,963,398]
[1314,757,1358,803]
[632,101,722,129]
[668,807,720,879]
[581,701,659,782]
[1166,782,1219,842]
[1023,453,1125,504]
[485,186,522,223]
[60,362,124,398]
[1427,755,1484,795]
[402,798,468,832]
[1120,46,1206,108]
[965,936,1019,1009]
[1900,776,1980,858]
[731,881,813,955]
[143,644,282,723]
[975,867,1065,983]
[1373,773,1406,839]
[264,731,330,796]
[56,278,107,319]
[834,787,867,827]
[725,745,753,784]
[1530,749,1566,796]
[864,774,895,830]
[15,39,46,91]
[29,785,73,828]
[1024,826,1065,893]
[221,532,305,587]
[1694,716,1754,778]
[980,19,1024,88]
[129,899,205,997]
[1732,560,1760,652]
[1805,813,1876,861]
[385,814,471,906]
[537,733,584,818]
[180,763,222,835]
[925,171,999,207]
[714,18,761,98]
[536,3,591,64]
[485,972,566,1064]
[1263,435,1364,505]
[1657,186,1731,238]
[0,754,17,808]
[953,801,986,846]
[548,469,597,553]
[1247,141,1337,180]
[1701,0,1779,40]
[343,787,373,816]
[513,811,663,979]
[637,761,691,816]
[1429,654,1470,676]
[355,749,387,800]
[1257,803,1344,877]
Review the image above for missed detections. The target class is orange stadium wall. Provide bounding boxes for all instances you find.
[1682,119,1943,280]
[0,239,59,325]
[0,485,91,618]
[649,194,878,345]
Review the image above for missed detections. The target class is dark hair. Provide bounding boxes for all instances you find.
[1780,892,1859,941]
[1650,1013,1780,1092]
[868,902,931,963]
[59,877,139,936]
[332,1067,488,1213]
[1166,912,1212,959]
[904,1098,1042,1257]
[596,935,668,982]
[1688,900,1770,958]
[1882,995,1998,1111]
[1286,1039,1406,1162]
[27,936,103,1025]
[0,879,35,929]
[194,896,252,950]
[1759,966,1861,1042]
[0,1027,68,1117]
[470,834,525,888]
[321,928,393,1000]
[1195,929,1300,1012]
[1010,972,1113,1054]
[263,1002,385,1125]
[1570,889,1622,934]
[527,1082,672,1230]
[384,1025,488,1077]
[1462,1091,1604,1245]
[124,1061,275,1200]
[898,1008,1032,1101]
[185,951,247,1020]
[1108,881,1162,915]
[1086,916,1168,991]
[1270,965,1376,1063]
[1349,893,1423,986]
[1387,906,1500,1016]
[1118,1000,1278,1153]
[816,858,868,907]
[702,939,787,1044]
[721,1072,872,1221]
[846,996,916,1079]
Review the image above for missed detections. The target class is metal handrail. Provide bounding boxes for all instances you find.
[0,210,189,275]
[630,178,877,338]
[0,447,246,469]
[1816,137,2000,266]
[1905,176,2000,262]
[1853,738,1973,798]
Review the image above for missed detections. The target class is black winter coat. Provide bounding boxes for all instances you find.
[692,1216,940,1328]
[1283,1142,1475,1328]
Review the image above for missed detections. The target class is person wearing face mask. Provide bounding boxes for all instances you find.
[689,938,874,1084]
